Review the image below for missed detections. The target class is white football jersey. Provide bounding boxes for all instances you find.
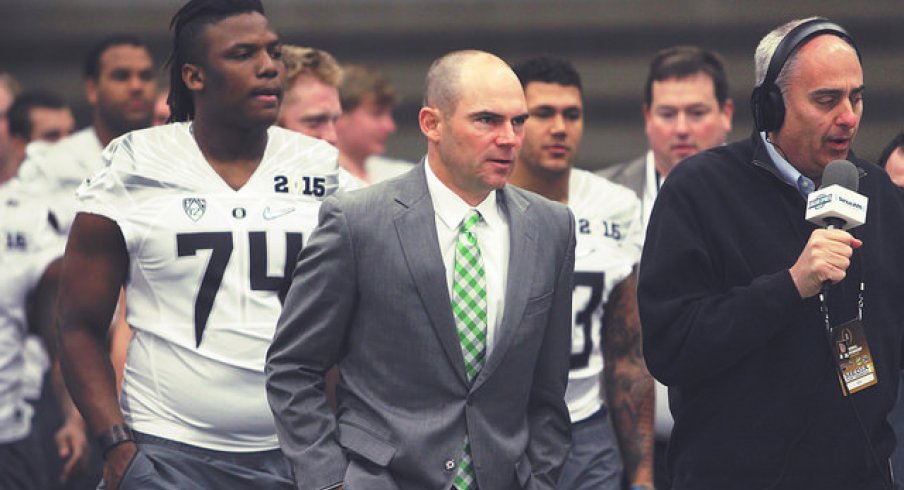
[17,126,105,234]
[0,182,64,443]
[22,334,50,401]
[77,123,340,451]
[565,168,642,422]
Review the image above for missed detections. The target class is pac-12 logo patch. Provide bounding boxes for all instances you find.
[183,198,207,222]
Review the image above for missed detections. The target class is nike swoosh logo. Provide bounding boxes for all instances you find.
[263,206,296,220]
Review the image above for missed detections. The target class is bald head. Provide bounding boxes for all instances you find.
[424,50,515,114]
[419,50,527,206]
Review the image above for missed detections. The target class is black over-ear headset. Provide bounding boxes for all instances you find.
[750,18,860,133]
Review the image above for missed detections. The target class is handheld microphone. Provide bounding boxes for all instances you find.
[805,160,867,296]
[805,160,867,230]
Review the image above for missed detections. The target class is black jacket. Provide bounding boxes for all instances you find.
[639,133,904,489]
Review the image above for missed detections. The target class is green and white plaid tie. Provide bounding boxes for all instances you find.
[452,209,486,490]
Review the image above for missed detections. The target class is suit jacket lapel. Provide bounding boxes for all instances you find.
[473,186,537,390]
[627,155,646,198]
[393,163,470,386]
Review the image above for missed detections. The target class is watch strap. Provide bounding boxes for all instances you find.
[97,424,135,459]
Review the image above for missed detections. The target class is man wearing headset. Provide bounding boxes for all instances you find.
[638,17,904,489]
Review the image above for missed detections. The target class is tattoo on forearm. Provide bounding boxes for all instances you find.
[603,269,655,484]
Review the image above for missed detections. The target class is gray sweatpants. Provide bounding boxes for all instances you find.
[98,432,294,490]
[556,408,623,490]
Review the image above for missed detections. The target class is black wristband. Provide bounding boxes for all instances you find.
[97,424,135,459]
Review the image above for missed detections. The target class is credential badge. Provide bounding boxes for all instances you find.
[183,197,207,222]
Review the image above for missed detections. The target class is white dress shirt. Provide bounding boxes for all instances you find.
[641,149,660,235]
[424,158,509,357]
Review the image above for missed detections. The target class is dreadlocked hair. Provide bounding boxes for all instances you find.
[166,0,264,122]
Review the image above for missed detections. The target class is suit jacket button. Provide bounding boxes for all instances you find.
[444,459,457,471]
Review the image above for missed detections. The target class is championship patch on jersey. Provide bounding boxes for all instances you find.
[183,198,207,222]
[272,174,340,199]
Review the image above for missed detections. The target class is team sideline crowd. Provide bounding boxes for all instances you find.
[3,1,904,489]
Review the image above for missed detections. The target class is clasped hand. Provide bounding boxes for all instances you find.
[789,228,862,298]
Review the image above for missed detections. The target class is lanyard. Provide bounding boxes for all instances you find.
[818,281,865,336]
[818,248,865,397]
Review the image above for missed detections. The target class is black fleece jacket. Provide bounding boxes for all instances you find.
[639,133,904,489]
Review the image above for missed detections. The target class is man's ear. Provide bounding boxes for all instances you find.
[10,134,27,159]
[720,98,735,134]
[84,79,98,106]
[419,106,442,143]
[182,64,204,92]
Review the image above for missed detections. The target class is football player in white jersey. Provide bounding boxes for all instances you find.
[277,45,362,195]
[58,1,340,489]
[1,181,90,489]
[16,34,157,235]
[11,39,155,490]
[509,57,655,490]
[14,37,156,432]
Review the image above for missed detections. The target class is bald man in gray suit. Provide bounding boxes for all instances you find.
[266,50,575,490]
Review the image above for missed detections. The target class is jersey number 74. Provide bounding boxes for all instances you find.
[176,231,302,347]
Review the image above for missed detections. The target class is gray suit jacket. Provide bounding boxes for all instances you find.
[266,163,575,490]
[595,154,646,200]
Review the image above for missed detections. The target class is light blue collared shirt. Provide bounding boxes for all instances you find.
[759,132,816,197]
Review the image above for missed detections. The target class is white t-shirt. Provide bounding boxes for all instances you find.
[0,181,64,443]
[365,155,413,184]
[565,168,642,422]
[341,155,413,188]
[77,122,339,451]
